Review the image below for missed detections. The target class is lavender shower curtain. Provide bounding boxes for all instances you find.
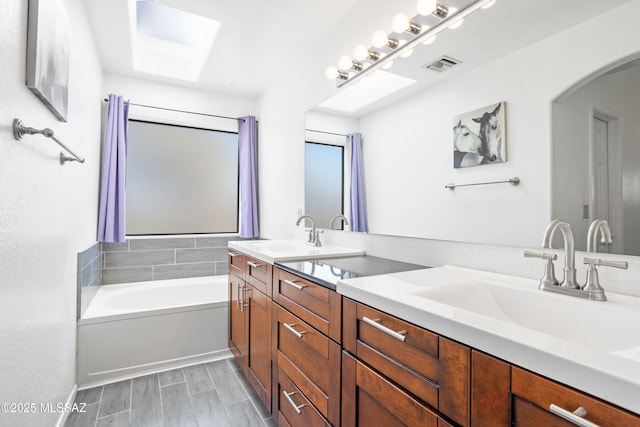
[349,133,368,232]
[238,116,259,238]
[97,94,129,243]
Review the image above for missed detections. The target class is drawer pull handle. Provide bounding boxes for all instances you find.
[236,283,241,309]
[228,251,238,257]
[550,404,600,427]
[284,279,307,291]
[283,322,306,338]
[247,261,261,268]
[282,390,306,414]
[362,316,407,342]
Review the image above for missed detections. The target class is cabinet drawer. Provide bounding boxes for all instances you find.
[276,369,328,427]
[512,366,640,427]
[273,268,341,342]
[245,256,272,297]
[227,249,245,279]
[274,304,341,426]
[342,351,438,427]
[343,298,471,426]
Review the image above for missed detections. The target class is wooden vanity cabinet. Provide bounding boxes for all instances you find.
[511,366,640,427]
[227,250,272,414]
[272,267,342,427]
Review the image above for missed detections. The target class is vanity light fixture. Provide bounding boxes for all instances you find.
[326,0,497,88]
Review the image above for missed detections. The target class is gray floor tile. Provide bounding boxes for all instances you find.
[225,357,241,372]
[75,386,103,405]
[159,368,185,387]
[191,389,232,427]
[225,399,265,427]
[96,410,130,427]
[184,364,215,394]
[131,374,162,426]
[161,382,197,427]
[262,417,277,427]
[206,360,248,405]
[99,379,131,418]
[65,401,99,427]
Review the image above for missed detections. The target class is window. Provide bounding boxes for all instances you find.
[126,120,239,235]
[305,142,344,229]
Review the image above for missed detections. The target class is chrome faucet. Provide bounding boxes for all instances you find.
[295,214,322,246]
[330,214,349,230]
[542,220,579,289]
[587,219,612,252]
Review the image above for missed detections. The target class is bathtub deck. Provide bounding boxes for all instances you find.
[65,358,275,427]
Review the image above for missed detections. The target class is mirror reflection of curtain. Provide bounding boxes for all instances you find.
[349,133,368,232]
[238,116,259,238]
[97,94,129,243]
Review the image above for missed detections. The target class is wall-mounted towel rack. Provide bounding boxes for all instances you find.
[12,119,85,165]
[445,177,520,190]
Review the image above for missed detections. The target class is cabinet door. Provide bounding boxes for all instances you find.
[228,274,247,369]
[342,351,438,427]
[246,282,272,414]
[512,366,640,427]
[471,350,510,427]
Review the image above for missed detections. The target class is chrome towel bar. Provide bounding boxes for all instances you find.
[13,118,85,165]
[445,177,520,190]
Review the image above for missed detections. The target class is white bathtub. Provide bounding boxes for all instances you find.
[77,275,230,388]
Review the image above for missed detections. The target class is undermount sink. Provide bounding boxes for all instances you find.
[412,280,640,358]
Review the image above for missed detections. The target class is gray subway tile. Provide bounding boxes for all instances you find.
[191,390,231,427]
[65,401,99,427]
[196,236,235,248]
[183,364,215,394]
[161,383,197,427]
[104,249,174,268]
[99,379,131,418]
[225,399,264,427]
[79,243,101,268]
[215,261,229,275]
[103,241,130,252]
[81,264,93,288]
[176,247,227,264]
[131,374,162,426]
[153,263,215,281]
[159,368,185,387]
[102,266,153,285]
[96,410,130,427]
[206,360,247,405]
[130,238,195,251]
[92,255,102,281]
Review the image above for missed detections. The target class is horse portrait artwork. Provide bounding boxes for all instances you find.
[452,102,506,168]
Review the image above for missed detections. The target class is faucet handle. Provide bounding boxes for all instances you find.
[524,251,559,288]
[314,230,324,247]
[582,257,628,301]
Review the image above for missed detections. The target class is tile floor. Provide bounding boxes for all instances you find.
[65,357,275,427]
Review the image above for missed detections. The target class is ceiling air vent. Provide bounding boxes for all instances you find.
[423,56,462,72]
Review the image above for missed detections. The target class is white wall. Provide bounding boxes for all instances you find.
[257,0,640,296]
[0,0,103,425]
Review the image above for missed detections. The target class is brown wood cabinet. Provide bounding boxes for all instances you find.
[512,366,640,427]
[271,267,342,426]
[227,250,272,414]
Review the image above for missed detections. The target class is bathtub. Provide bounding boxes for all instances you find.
[77,275,230,388]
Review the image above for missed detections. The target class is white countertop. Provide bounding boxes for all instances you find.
[337,265,640,414]
[228,239,364,264]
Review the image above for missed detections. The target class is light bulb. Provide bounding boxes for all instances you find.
[447,7,463,29]
[392,13,410,33]
[353,45,369,61]
[338,56,353,71]
[482,0,496,9]
[371,30,389,48]
[416,0,438,16]
[325,66,338,79]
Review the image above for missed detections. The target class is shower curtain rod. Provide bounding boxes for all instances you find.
[305,128,347,137]
[102,98,245,122]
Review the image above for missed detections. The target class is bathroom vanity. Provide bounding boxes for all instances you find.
[227,240,640,426]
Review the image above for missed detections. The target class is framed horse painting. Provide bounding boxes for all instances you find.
[453,101,506,168]
[26,0,70,122]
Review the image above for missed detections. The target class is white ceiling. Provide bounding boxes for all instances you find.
[85,0,632,101]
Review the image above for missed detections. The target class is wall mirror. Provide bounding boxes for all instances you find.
[304,0,637,252]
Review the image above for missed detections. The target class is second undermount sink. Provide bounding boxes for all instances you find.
[412,279,640,357]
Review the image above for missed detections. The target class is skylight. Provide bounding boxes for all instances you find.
[129,0,220,82]
[318,70,417,114]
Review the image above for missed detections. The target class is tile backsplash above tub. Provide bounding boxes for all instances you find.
[102,236,241,285]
